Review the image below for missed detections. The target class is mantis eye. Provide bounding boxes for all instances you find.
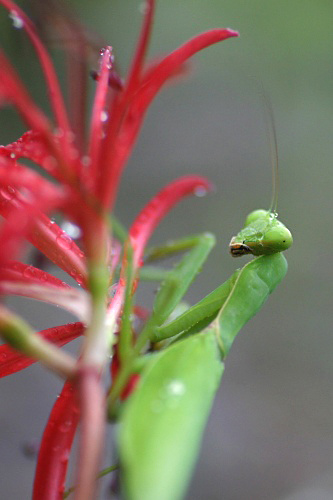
[263,226,293,252]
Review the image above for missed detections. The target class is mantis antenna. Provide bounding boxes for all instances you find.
[228,90,293,257]
[262,90,279,214]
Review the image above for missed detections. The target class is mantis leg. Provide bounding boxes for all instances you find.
[134,232,216,353]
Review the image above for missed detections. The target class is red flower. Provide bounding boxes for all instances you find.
[0,0,238,497]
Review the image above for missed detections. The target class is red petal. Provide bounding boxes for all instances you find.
[97,28,237,211]
[0,52,80,181]
[108,176,212,322]
[0,261,70,288]
[88,47,114,187]
[0,189,63,270]
[125,0,155,96]
[137,28,239,113]
[0,322,83,377]
[130,175,213,267]
[29,214,87,287]
[0,159,64,200]
[33,380,80,500]
[0,50,53,136]
[0,187,87,285]
[0,0,71,136]
[1,130,64,182]
[0,187,87,286]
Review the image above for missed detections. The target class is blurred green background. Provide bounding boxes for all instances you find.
[1,1,333,498]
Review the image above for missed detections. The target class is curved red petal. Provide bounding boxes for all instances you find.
[0,0,71,136]
[125,0,155,96]
[0,261,70,288]
[33,380,80,500]
[88,47,114,187]
[0,322,83,377]
[130,175,213,267]
[28,214,88,287]
[108,176,212,323]
[138,28,239,112]
[0,188,87,286]
[1,131,65,182]
[97,28,236,211]
[0,50,52,136]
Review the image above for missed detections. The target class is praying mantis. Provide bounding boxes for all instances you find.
[136,115,292,354]
[109,103,293,371]
[116,108,293,500]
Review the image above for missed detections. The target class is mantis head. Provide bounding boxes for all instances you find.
[229,97,293,258]
[229,209,293,257]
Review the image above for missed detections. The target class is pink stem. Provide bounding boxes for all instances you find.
[74,366,105,500]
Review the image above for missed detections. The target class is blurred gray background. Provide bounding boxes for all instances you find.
[1,0,333,498]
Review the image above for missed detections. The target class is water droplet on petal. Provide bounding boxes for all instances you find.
[61,221,82,240]
[9,153,16,159]
[23,266,37,279]
[9,10,24,29]
[54,128,64,138]
[82,155,91,167]
[100,110,108,122]
[56,233,73,250]
[43,156,57,171]
[139,1,148,14]
[194,186,208,197]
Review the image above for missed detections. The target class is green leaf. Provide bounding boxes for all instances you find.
[118,331,223,500]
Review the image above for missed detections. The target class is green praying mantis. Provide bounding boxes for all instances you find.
[110,104,293,363]
[137,113,292,355]
[115,110,293,500]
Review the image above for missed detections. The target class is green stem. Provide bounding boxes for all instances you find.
[118,244,135,363]
[82,261,110,367]
[63,464,119,498]
[0,305,76,378]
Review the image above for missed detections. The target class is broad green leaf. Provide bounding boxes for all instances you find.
[118,331,223,500]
